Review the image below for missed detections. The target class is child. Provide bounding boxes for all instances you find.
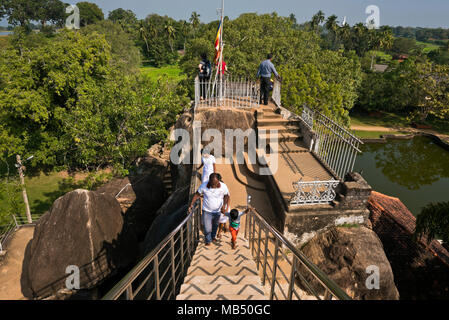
[216,212,229,239]
[198,152,216,184]
[225,208,251,249]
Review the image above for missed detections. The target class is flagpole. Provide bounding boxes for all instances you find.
[219,0,224,104]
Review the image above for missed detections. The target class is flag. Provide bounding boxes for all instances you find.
[214,20,222,65]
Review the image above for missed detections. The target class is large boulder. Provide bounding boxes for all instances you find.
[22,189,138,299]
[300,226,399,300]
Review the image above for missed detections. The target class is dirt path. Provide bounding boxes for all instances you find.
[0,227,34,300]
[350,125,399,132]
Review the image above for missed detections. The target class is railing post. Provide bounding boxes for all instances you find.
[170,237,176,299]
[154,255,160,300]
[261,227,269,286]
[180,225,185,276]
[125,286,133,300]
[251,213,256,256]
[269,238,280,300]
[288,256,297,300]
[256,223,262,270]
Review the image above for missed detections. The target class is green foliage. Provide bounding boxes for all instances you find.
[391,37,417,55]
[77,1,104,27]
[415,201,449,245]
[2,0,65,27]
[81,20,141,74]
[0,178,22,225]
[0,28,188,174]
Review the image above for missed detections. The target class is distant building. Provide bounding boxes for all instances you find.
[373,64,388,73]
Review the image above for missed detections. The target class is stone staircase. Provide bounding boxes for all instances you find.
[162,166,173,196]
[176,231,268,300]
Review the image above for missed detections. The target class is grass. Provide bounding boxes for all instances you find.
[350,111,410,128]
[353,130,407,139]
[0,170,113,221]
[416,41,441,53]
[140,64,185,82]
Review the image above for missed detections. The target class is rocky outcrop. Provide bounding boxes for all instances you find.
[21,189,138,299]
[141,185,190,257]
[368,191,449,299]
[300,226,399,300]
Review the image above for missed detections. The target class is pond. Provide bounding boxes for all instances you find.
[0,31,12,36]
[354,136,449,216]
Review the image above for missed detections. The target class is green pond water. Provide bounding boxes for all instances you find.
[353,136,449,216]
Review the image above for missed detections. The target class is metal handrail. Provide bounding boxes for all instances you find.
[244,208,351,300]
[102,200,201,300]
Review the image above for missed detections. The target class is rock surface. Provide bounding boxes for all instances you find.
[300,226,400,300]
[368,191,449,299]
[22,189,138,299]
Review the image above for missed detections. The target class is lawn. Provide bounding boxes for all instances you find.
[416,41,440,53]
[353,130,408,139]
[0,170,112,221]
[140,64,185,82]
[350,112,410,128]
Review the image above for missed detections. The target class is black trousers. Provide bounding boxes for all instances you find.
[199,75,210,99]
[260,77,271,105]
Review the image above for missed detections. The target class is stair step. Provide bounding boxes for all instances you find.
[259,125,301,134]
[176,294,267,300]
[191,253,253,265]
[186,265,260,277]
[180,283,266,296]
[278,141,309,153]
[258,119,300,127]
[183,275,262,285]
[258,132,302,142]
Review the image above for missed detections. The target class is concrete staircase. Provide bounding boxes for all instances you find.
[176,231,268,300]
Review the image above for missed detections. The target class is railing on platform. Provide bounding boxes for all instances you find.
[194,76,260,108]
[102,200,201,300]
[290,179,339,206]
[245,208,351,300]
[301,105,363,180]
[272,78,281,107]
[0,213,43,254]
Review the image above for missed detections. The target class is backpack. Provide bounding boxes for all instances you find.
[200,60,211,78]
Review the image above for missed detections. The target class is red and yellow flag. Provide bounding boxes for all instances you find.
[214,20,222,65]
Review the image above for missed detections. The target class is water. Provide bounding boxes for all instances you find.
[0,31,11,36]
[354,136,449,216]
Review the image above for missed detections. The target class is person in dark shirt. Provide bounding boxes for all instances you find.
[257,54,280,105]
[198,53,211,100]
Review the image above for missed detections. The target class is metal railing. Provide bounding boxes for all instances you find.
[102,200,201,300]
[290,179,340,206]
[0,213,43,254]
[195,76,260,108]
[244,208,351,300]
[272,78,281,107]
[302,106,363,180]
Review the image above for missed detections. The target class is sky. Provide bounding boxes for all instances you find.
[1,0,449,28]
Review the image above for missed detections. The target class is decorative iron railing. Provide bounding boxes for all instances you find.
[272,78,281,107]
[194,76,260,108]
[301,105,363,180]
[245,208,351,300]
[290,179,340,206]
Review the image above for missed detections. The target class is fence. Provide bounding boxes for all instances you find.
[0,214,42,254]
[272,78,282,107]
[302,106,363,180]
[290,179,340,206]
[195,76,260,108]
[245,208,351,300]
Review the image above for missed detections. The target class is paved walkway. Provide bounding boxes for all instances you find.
[0,226,34,300]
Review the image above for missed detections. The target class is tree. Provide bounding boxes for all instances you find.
[76,1,104,27]
[165,21,176,53]
[325,14,339,49]
[2,0,38,26]
[35,0,66,27]
[189,11,200,38]
[180,20,191,50]
[415,202,449,245]
[310,10,325,33]
[107,8,137,32]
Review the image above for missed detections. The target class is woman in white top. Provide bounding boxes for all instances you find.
[198,152,216,184]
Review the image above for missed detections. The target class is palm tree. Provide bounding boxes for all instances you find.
[338,23,352,50]
[415,201,449,245]
[165,22,176,53]
[138,21,150,55]
[325,15,339,48]
[310,10,325,34]
[189,11,200,38]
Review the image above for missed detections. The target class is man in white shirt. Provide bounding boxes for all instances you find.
[188,173,230,245]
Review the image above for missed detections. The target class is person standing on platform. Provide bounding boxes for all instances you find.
[257,54,280,105]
